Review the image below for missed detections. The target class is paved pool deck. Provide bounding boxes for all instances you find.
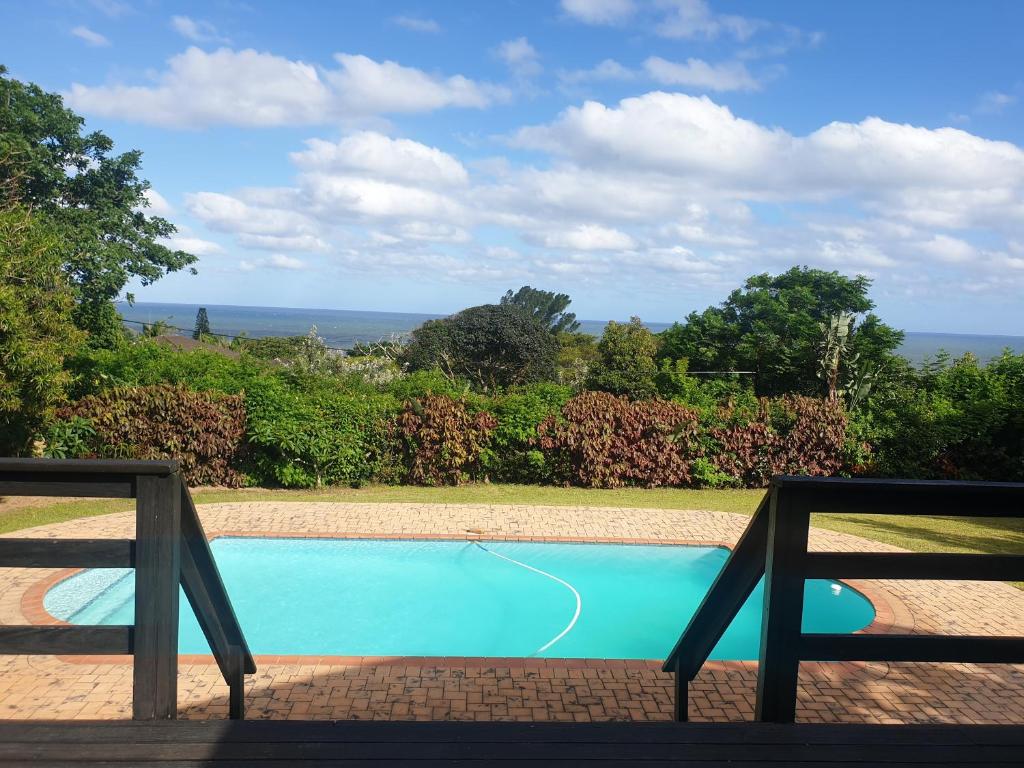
[1,502,1022,724]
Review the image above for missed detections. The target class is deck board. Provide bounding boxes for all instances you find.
[0,721,1020,766]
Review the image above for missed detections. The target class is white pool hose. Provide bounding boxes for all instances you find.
[472,541,582,655]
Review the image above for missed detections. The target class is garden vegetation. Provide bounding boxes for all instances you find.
[3,68,1023,491]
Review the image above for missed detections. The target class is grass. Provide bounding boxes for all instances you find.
[3,483,1021,586]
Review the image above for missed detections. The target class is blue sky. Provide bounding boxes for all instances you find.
[2,0,1023,332]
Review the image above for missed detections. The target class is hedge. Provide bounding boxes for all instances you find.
[55,384,248,487]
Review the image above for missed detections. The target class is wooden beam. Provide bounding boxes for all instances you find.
[228,645,245,720]
[0,626,132,655]
[179,488,255,675]
[664,493,770,675]
[0,479,133,498]
[805,552,1024,581]
[132,473,181,721]
[0,458,177,475]
[0,539,135,569]
[800,633,1024,663]
[755,487,810,723]
[772,475,1024,518]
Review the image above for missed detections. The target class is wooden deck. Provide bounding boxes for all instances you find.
[0,721,1021,766]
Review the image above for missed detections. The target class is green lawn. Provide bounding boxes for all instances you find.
[2,484,1021,586]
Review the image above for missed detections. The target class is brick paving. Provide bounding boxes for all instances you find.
[1,502,1022,724]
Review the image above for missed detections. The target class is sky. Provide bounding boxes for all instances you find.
[2,0,1023,333]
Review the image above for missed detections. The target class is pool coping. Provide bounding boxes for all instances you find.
[21,530,905,669]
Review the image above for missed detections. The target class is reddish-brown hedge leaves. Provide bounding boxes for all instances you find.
[709,395,848,486]
[58,384,247,487]
[394,395,498,485]
[537,391,701,488]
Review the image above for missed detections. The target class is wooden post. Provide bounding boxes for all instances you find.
[755,485,810,723]
[228,645,245,720]
[673,658,688,722]
[133,473,181,720]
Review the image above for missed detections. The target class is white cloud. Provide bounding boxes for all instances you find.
[643,56,759,92]
[513,92,1024,219]
[325,53,505,113]
[560,0,635,25]
[71,26,110,47]
[163,235,225,256]
[90,0,131,18]
[391,16,441,33]
[186,191,321,237]
[290,132,468,186]
[539,224,636,250]
[176,92,1024,298]
[976,91,1017,115]
[559,59,637,85]
[496,37,542,78]
[239,254,308,272]
[918,234,977,264]
[65,48,505,128]
[142,189,174,217]
[237,233,329,252]
[655,0,761,40]
[170,16,229,44]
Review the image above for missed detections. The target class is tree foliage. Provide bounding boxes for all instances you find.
[401,304,558,391]
[500,285,580,333]
[586,317,659,399]
[192,308,211,340]
[0,204,84,453]
[658,267,903,396]
[0,65,196,343]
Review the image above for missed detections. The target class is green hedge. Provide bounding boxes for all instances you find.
[52,342,1024,488]
[245,378,396,488]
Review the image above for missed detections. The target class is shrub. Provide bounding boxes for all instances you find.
[861,352,1024,481]
[67,340,269,397]
[245,378,395,488]
[385,367,470,401]
[709,395,849,486]
[484,383,573,483]
[537,391,701,488]
[55,384,247,486]
[394,395,497,485]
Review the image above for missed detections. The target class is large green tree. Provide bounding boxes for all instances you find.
[659,267,904,396]
[0,65,196,345]
[586,317,659,399]
[0,203,84,453]
[500,285,580,333]
[401,304,558,391]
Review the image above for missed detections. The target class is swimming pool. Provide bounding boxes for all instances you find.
[44,538,875,659]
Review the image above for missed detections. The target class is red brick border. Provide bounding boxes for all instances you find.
[21,530,904,668]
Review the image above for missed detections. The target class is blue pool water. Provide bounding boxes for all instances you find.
[44,538,874,659]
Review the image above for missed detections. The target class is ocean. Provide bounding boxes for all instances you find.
[117,302,1023,366]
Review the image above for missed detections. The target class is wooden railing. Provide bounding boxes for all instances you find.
[663,476,1024,723]
[0,458,255,720]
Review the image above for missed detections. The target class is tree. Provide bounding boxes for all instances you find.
[141,318,172,337]
[556,331,600,389]
[401,304,558,391]
[586,317,659,399]
[658,267,904,396]
[192,307,211,340]
[0,204,84,453]
[0,66,196,345]
[500,285,580,333]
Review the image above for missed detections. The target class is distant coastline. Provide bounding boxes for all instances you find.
[117,301,1023,365]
